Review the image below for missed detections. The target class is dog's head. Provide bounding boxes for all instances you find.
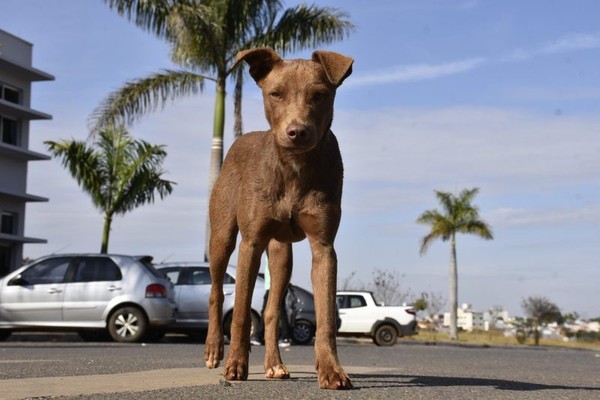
[234,48,353,153]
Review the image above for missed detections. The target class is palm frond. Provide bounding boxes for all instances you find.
[236,4,355,65]
[459,220,494,240]
[88,70,206,135]
[418,187,493,255]
[434,190,454,218]
[102,0,177,39]
[44,139,104,207]
[167,3,225,72]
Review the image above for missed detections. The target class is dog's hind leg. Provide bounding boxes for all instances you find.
[204,215,238,369]
[263,239,292,379]
[223,236,267,381]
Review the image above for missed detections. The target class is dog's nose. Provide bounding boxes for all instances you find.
[286,124,308,141]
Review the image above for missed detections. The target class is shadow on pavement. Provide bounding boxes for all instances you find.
[352,373,600,393]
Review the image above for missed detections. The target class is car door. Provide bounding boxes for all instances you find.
[62,256,124,326]
[337,294,372,333]
[0,257,71,325]
[176,267,212,324]
[158,266,185,322]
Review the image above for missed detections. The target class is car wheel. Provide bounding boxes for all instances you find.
[291,320,315,345]
[78,330,111,342]
[108,306,148,343]
[0,329,11,341]
[223,311,261,341]
[373,324,398,346]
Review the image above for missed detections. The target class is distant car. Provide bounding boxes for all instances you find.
[336,291,417,346]
[0,254,176,343]
[156,263,334,345]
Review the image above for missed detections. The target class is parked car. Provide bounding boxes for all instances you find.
[0,254,176,343]
[156,263,335,345]
[336,291,417,346]
[156,262,264,341]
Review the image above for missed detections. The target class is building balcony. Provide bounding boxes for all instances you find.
[0,55,54,82]
[0,142,50,161]
[0,231,47,244]
[0,188,48,203]
[0,98,52,120]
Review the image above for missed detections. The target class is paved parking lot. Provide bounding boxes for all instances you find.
[1,334,599,399]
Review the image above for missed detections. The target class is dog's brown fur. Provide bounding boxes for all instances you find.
[204,48,353,390]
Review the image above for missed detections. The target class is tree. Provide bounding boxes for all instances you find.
[339,269,412,306]
[413,291,446,341]
[521,296,561,346]
[416,187,493,340]
[93,0,354,259]
[45,127,174,253]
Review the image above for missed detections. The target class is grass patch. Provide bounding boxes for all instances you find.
[405,329,600,350]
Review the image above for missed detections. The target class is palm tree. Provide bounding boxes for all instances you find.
[92,0,354,259]
[416,187,493,340]
[45,126,174,253]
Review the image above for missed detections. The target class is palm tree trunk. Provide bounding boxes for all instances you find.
[204,77,226,261]
[449,233,458,340]
[101,214,112,254]
[233,67,243,139]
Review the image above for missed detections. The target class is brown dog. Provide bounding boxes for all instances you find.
[204,47,353,390]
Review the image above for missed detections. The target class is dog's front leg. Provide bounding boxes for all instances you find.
[309,239,352,390]
[223,239,265,381]
[263,240,292,379]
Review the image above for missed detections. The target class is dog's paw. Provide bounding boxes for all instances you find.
[204,339,223,369]
[265,364,290,379]
[317,365,352,390]
[223,359,249,381]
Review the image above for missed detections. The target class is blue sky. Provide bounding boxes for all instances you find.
[1,0,599,318]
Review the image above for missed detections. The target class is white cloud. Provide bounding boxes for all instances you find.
[346,58,487,87]
[336,106,600,188]
[502,32,600,62]
[352,32,600,88]
[485,204,600,227]
[541,32,600,54]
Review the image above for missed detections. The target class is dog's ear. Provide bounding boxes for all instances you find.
[233,47,282,84]
[312,51,353,87]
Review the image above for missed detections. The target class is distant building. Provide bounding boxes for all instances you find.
[443,303,485,331]
[0,29,53,276]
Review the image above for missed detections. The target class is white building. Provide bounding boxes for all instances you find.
[443,303,485,331]
[0,29,53,276]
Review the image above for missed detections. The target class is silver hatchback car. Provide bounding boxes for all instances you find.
[0,254,176,343]
[156,262,265,340]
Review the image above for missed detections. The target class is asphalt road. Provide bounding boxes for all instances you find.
[1,333,599,399]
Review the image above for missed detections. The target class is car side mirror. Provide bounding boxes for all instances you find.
[8,274,27,286]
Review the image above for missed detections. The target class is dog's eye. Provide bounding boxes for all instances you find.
[311,92,326,103]
[269,91,282,100]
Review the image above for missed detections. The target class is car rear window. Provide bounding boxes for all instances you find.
[135,257,165,279]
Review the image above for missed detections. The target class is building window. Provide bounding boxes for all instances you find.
[0,115,19,145]
[0,83,21,104]
[1,211,18,234]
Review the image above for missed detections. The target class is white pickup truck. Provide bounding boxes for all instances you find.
[336,291,417,346]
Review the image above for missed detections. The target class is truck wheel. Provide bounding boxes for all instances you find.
[108,306,148,343]
[373,324,398,346]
